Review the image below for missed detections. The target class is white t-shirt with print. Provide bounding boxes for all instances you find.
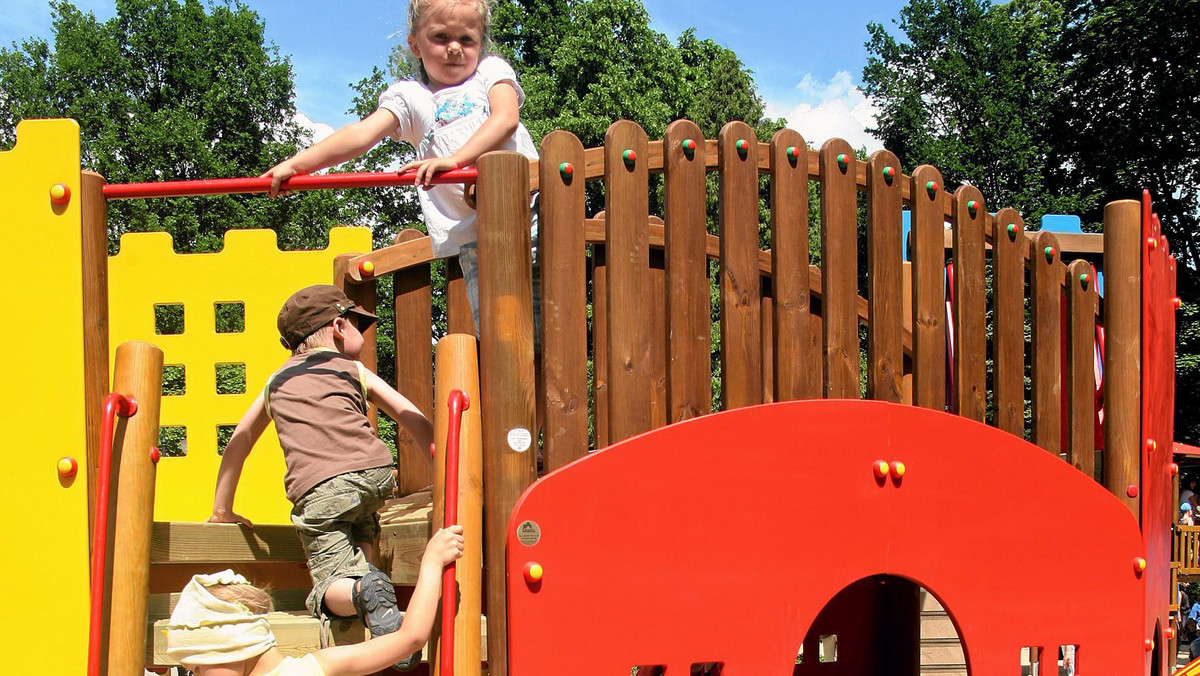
[377,56,539,257]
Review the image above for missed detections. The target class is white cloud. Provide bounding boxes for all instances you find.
[293,111,335,146]
[768,71,882,153]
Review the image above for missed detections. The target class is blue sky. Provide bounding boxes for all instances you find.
[2,0,909,150]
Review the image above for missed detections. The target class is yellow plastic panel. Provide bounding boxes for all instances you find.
[0,120,90,672]
[108,227,373,523]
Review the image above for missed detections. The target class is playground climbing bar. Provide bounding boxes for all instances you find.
[101,167,479,200]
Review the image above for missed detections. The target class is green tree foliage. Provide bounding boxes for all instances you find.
[0,0,348,252]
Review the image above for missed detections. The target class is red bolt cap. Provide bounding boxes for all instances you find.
[1126,484,1139,498]
[524,561,544,584]
[1146,439,1157,452]
[786,146,799,159]
[926,181,939,196]
[873,460,890,479]
[1173,297,1183,309]
[682,139,696,151]
[150,446,161,464]
[1145,638,1154,651]
[1172,463,1180,476]
[559,162,574,176]
[890,461,906,478]
[622,149,636,163]
[57,456,78,478]
[1166,626,1177,640]
[1135,557,1147,573]
[1148,237,1158,249]
[359,260,375,277]
[49,183,71,205]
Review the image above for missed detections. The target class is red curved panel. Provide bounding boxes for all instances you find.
[507,400,1146,675]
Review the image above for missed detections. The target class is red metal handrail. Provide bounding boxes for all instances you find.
[100,167,479,200]
[441,389,469,676]
[87,392,138,676]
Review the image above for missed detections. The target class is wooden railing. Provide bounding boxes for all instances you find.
[1176,525,1200,576]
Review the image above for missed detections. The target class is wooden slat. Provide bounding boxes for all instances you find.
[151,522,305,563]
[866,150,904,402]
[991,209,1026,438]
[335,254,378,430]
[538,131,589,470]
[81,171,110,538]
[1067,259,1098,479]
[910,165,946,411]
[663,119,711,421]
[819,139,860,398]
[592,241,609,449]
[718,121,763,408]
[476,150,537,676]
[1103,199,1142,515]
[761,290,774,403]
[650,243,668,428]
[951,188,987,421]
[768,129,817,401]
[392,228,435,494]
[604,120,653,442]
[446,256,475,336]
[1030,231,1064,454]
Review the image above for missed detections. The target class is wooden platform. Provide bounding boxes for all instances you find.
[146,491,453,668]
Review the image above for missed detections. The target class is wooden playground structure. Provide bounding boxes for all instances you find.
[0,115,1183,674]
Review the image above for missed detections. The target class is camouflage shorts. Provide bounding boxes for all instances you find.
[290,466,396,616]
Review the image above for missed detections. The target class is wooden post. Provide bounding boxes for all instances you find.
[866,150,904,403]
[1031,231,1063,454]
[768,129,817,401]
[106,341,164,676]
[664,120,712,419]
[991,209,1026,438]
[392,228,435,494]
[819,139,859,398]
[539,131,589,470]
[909,165,946,411]
[81,171,110,538]
[476,150,536,676]
[718,121,763,408]
[1103,199,1141,516]
[431,334,483,676]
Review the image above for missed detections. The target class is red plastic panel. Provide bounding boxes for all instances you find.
[507,400,1146,675]
[1141,190,1177,672]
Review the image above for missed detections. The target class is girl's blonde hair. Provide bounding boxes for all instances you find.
[208,583,273,615]
[406,0,495,84]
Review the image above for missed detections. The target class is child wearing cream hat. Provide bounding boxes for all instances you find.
[166,525,463,675]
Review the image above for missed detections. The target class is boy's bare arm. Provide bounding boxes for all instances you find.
[314,526,464,676]
[208,393,271,527]
[262,109,398,196]
[363,368,435,471]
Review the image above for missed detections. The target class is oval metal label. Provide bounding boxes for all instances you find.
[516,520,541,546]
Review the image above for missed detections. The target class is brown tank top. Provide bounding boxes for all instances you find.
[265,348,393,502]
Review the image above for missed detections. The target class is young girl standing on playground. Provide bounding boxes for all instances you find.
[264,0,539,329]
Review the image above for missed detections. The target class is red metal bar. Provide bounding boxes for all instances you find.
[441,389,469,676]
[100,168,479,200]
[88,392,138,676]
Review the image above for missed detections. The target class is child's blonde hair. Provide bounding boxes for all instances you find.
[208,582,274,615]
[294,324,336,355]
[406,0,495,84]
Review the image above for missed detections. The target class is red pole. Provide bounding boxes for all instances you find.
[100,168,479,200]
[88,393,138,676]
[441,389,469,676]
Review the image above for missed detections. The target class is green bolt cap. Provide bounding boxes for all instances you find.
[967,200,978,216]
[736,139,749,154]
[559,162,574,177]
[787,146,799,159]
[1080,273,1090,285]
[1007,223,1019,239]
[623,149,637,164]
[926,181,939,196]
[837,153,848,170]
[1044,246,1056,259]
[682,139,696,154]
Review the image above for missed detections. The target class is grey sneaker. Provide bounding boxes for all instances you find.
[352,564,419,671]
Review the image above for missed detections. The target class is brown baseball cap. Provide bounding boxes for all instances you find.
[277,284,377,350]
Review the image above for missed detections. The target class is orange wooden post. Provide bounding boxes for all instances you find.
[431,334,483,676]
[604,121,652,442]
[538,131,589,470]
[392,228,435,494]
[951,187,986,422]
[769,129,817,401]
[910,165,947,411]
[1066,259,1098,479]
[1103,199,1142,515]
[447,257,476,336]
[1031,231,1064,454]
[819,139,859,398]
[81,171,110,536]
[476,150,537,676]
[866,150,904,403]
[663,120,711,421]
[106,341,164,676]
[718,121,763,408]
[992,209,1026,437]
